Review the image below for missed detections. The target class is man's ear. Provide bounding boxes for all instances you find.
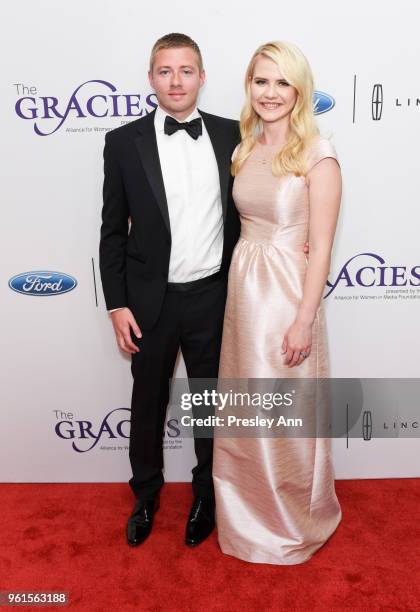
[148,70,154,88]
[199,69,206,88]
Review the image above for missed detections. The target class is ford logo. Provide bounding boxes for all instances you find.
[313,91,335,115]
[9,271,77,296]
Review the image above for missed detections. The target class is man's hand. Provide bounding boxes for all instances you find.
[110,308,142,354]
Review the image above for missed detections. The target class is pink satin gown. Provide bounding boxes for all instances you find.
[213,136,342,565]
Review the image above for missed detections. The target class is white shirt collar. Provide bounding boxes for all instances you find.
[155,105,201,132]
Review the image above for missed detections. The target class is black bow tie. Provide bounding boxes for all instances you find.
[164,115,202,140]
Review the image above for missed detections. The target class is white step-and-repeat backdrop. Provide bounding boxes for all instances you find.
[2,0,419,483]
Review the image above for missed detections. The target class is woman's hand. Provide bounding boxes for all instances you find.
[282,320,312,367]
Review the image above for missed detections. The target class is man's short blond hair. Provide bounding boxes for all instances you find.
[149,33,203,72]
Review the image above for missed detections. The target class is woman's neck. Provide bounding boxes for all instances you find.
[259,118,290,147]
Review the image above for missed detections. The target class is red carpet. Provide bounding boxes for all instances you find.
[0,480,419,611]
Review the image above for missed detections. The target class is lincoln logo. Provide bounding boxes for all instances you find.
[372,84,383,120]
[362,411,372,441]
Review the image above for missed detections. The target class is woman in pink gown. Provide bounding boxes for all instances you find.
[213,41,342,565]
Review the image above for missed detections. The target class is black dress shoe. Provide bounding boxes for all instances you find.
[127,496,160,546]
[185,496,215,547]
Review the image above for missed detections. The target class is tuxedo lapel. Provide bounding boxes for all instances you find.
[134,110,171,235]
[199,110,230,222]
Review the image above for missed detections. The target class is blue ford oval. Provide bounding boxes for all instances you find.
[9,271,77,296]
[313,91,335,115]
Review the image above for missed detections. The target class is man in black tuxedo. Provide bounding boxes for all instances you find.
[99,33,240,547]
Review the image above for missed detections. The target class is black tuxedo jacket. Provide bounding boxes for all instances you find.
[99,108,241,330]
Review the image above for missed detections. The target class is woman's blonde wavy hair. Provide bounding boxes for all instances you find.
[231,41,319,178]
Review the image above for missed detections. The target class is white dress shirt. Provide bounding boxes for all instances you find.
[109,105,224,313]
[155,105,223,282]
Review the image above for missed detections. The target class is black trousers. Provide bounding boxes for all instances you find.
[128,273,227,501]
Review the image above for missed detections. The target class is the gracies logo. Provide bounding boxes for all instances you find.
[325,252,420,297]
[9,271,77,296]
[54,408,181,452]
[55,408,131,453]
[14,79,157,136]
